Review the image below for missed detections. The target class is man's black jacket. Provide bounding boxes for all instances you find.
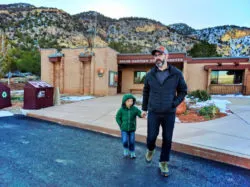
[142,65,187,113]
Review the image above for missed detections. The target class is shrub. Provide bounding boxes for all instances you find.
[108,41,142,53]
[187,90,211,102]
[11,95,23,101]
[187,40,221,57]
[199,105,219,119]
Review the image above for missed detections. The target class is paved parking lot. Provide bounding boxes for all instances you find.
[0,115,250,186]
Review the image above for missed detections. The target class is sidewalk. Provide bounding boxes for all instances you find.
[26,95,250,169]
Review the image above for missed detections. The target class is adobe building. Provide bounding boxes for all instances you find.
[41,47,250,96]
[117,53,185,94]
[117,53,250,95]
[41,47,118,96]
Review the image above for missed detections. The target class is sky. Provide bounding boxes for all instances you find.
[1,0,250,29]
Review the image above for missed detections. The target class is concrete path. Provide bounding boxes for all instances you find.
[25,95,250,169]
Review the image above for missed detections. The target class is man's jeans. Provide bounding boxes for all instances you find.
[147,111,175,162]
[121,131,135,152]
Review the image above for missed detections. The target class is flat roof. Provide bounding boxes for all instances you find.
[118,52,187,56]
[204,64,250,70]
[193,56,249,60]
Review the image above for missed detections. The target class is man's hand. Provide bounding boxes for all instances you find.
[141,111,147,118]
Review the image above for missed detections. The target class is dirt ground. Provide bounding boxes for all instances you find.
[5,82,26,90]
[177,109,227,123]
[1,76,38,90]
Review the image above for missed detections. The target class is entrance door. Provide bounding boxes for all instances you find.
[117,71,122,93]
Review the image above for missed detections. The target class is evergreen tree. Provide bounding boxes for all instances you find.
[188,41,221,57]
[0,33,13,77]
[108,41,142,53]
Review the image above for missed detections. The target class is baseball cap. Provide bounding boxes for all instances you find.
[151,46,168,55]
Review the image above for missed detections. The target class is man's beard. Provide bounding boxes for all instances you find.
[155,59,165,68]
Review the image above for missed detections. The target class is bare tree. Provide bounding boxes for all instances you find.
[0,30,12,81]
[85,12,97,51]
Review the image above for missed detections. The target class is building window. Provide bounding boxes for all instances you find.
[134,71,146,84]
[210,70,243,84]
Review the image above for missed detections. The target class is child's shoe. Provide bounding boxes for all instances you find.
[130,152,136,159]
[123,149,129,157]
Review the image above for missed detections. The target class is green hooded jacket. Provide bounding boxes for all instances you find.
[116,94,142,132]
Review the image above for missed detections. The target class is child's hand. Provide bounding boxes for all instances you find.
[141,111,147,118]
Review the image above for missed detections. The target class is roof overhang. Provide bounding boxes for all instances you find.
[204,64,250,71]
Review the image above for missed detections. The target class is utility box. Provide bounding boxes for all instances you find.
[0,83,11,109]
[23,81,54,109]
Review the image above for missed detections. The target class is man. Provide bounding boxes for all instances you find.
[142,46,187,177]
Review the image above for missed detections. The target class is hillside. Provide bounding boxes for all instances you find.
[0,3,249,56]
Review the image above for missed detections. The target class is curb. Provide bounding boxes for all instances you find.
[27,112,250,170]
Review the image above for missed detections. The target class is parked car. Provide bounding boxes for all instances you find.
[12,71,25,77]
[3,71,25,78]
[22,72,33,76]
[4,72,11,78]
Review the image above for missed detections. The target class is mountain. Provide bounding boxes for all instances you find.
[0,3,35,10]
[168,23,196,35]
[169,23,250,56]
[0,3,249,56]
[74,11,200,53]
[0,3,90,49]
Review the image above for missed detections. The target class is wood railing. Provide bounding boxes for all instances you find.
[209,84,243,94]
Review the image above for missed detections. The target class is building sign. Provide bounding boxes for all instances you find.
[119,59,154,64]
[119,58,184,64]
[167,58,184,62]
[109,71,118,87]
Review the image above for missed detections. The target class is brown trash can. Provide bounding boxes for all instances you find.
[23,81,54,109]
[0,83,11,109]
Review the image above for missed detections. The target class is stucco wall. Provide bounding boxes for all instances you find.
[121,65,153,93]
[186,62,250,92]
[41,47,118,96]
[92,47,118,96]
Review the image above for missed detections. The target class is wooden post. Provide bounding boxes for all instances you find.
[91,54,96,95]
[60,56,64,93]
[207,68,211,93]
[53,62,56,87]
[82,62,85,94]
[183,61,188,81]
[79,61,83,94]
[243,68,249,95]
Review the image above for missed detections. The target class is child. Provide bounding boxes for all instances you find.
[116,94,146,159]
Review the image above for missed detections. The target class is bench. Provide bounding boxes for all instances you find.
[129,88,143,93]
